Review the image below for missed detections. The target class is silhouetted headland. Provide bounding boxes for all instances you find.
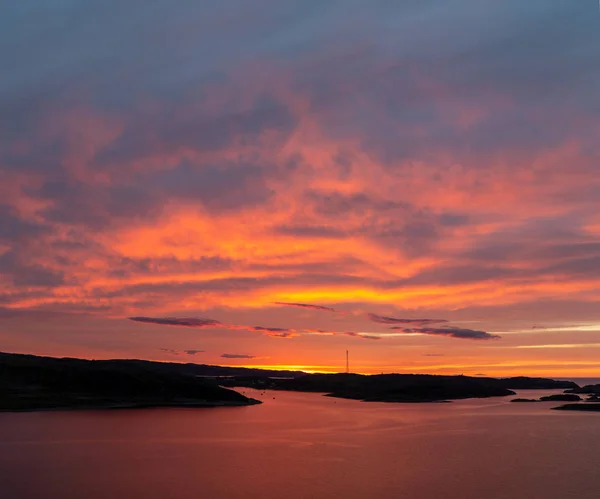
[0,352,260,411]
[220,372,577,403]
[565,384,600,395]
[1,352,582,410]
[539,394,582,402]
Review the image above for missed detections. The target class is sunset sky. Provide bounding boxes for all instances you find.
[2,0,600,377]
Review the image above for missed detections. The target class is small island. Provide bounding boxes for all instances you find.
[539,394,582,402]
[552,404,600,412]
[565,384,600,395]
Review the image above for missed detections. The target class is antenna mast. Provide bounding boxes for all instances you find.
[345,350,349,374]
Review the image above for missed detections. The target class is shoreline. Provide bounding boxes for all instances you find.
[1,398,262,413]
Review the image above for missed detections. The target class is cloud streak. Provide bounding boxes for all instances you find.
[129,316,379,341]
[274,302,338,312]
[275,303,451,329]
[159,348,204,355]
[221,353,257,359]
[392,327,500,341]
[131,317,223,328]
[1,1,599,371]
[367,313,448,326]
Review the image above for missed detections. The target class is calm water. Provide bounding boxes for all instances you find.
[1,387,600,499]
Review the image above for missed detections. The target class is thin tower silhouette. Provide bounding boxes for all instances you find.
[345,350,349,374]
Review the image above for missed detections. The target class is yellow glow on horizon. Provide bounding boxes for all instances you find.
[230,362,600,377]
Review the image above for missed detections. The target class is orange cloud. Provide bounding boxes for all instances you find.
[2,1,600,375]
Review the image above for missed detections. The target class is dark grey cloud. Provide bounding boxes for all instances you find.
[96,99,295,167]
[533,243,600,261]
[0,250,65,288]
[32,179,162,230]
[130,317,223,328]
[274,302,338,312]
[273,225,346,239]
[99,255,235,280]
[1,0,599,334]
[221,353,257,359]
[92,273,369,302]
[128,316,297,337]
[0,205,49,241]
[250,326,291,333]
[393,326,500,341]
[367,313,447,326]
[158,347,204,355]
[261,331,294,338]
[127,316,383,341]
[301,191,473,256]
[343,332,381,341]
[399,264,516,287]
[306,191,407,217]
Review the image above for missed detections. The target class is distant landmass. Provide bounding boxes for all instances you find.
[0,352,583,410]
[218,372,577,403]
[565,384,600,395]
[0,352,260,411]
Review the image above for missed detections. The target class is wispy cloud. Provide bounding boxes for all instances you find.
[274,305,448,329]
[130,316,376,340]
[516,343,600,349]
[221,353,257,359]
[131,317,222,328]
[367,313,448,326]
[250,326,297,338]
[343,332,381,340]
[274,302,338,312]
[159,347,204,355]
[1,1,600,373]
[392,326,500,340]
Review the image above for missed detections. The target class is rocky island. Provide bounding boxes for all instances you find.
[0,352,260,411]
[552,404,600,412]
[220,372,578,403]
[539,394,582,402]
[565,384,600,395]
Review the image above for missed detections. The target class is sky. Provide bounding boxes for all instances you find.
[1,0,600,377]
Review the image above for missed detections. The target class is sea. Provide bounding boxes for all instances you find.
[1,379,599,499]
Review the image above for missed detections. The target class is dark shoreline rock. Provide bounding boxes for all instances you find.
[1,399,261,413]
[0,352,260,412]
[223,372,518,402]
[565,384,600,395]
[1,351,581,408]
[511,398,539,403]
[540,394,582,402]
[501,377,578,390]
[552,404,600,412]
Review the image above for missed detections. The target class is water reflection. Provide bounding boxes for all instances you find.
[1,388,599,499]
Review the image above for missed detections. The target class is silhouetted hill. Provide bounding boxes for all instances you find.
[220,373,523,402]
[0,352,260,411]
[1,352,581,408]
[565,384,600,395]
[220,373,581,402]
[500,376,577,390]
[540,394,582,402]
